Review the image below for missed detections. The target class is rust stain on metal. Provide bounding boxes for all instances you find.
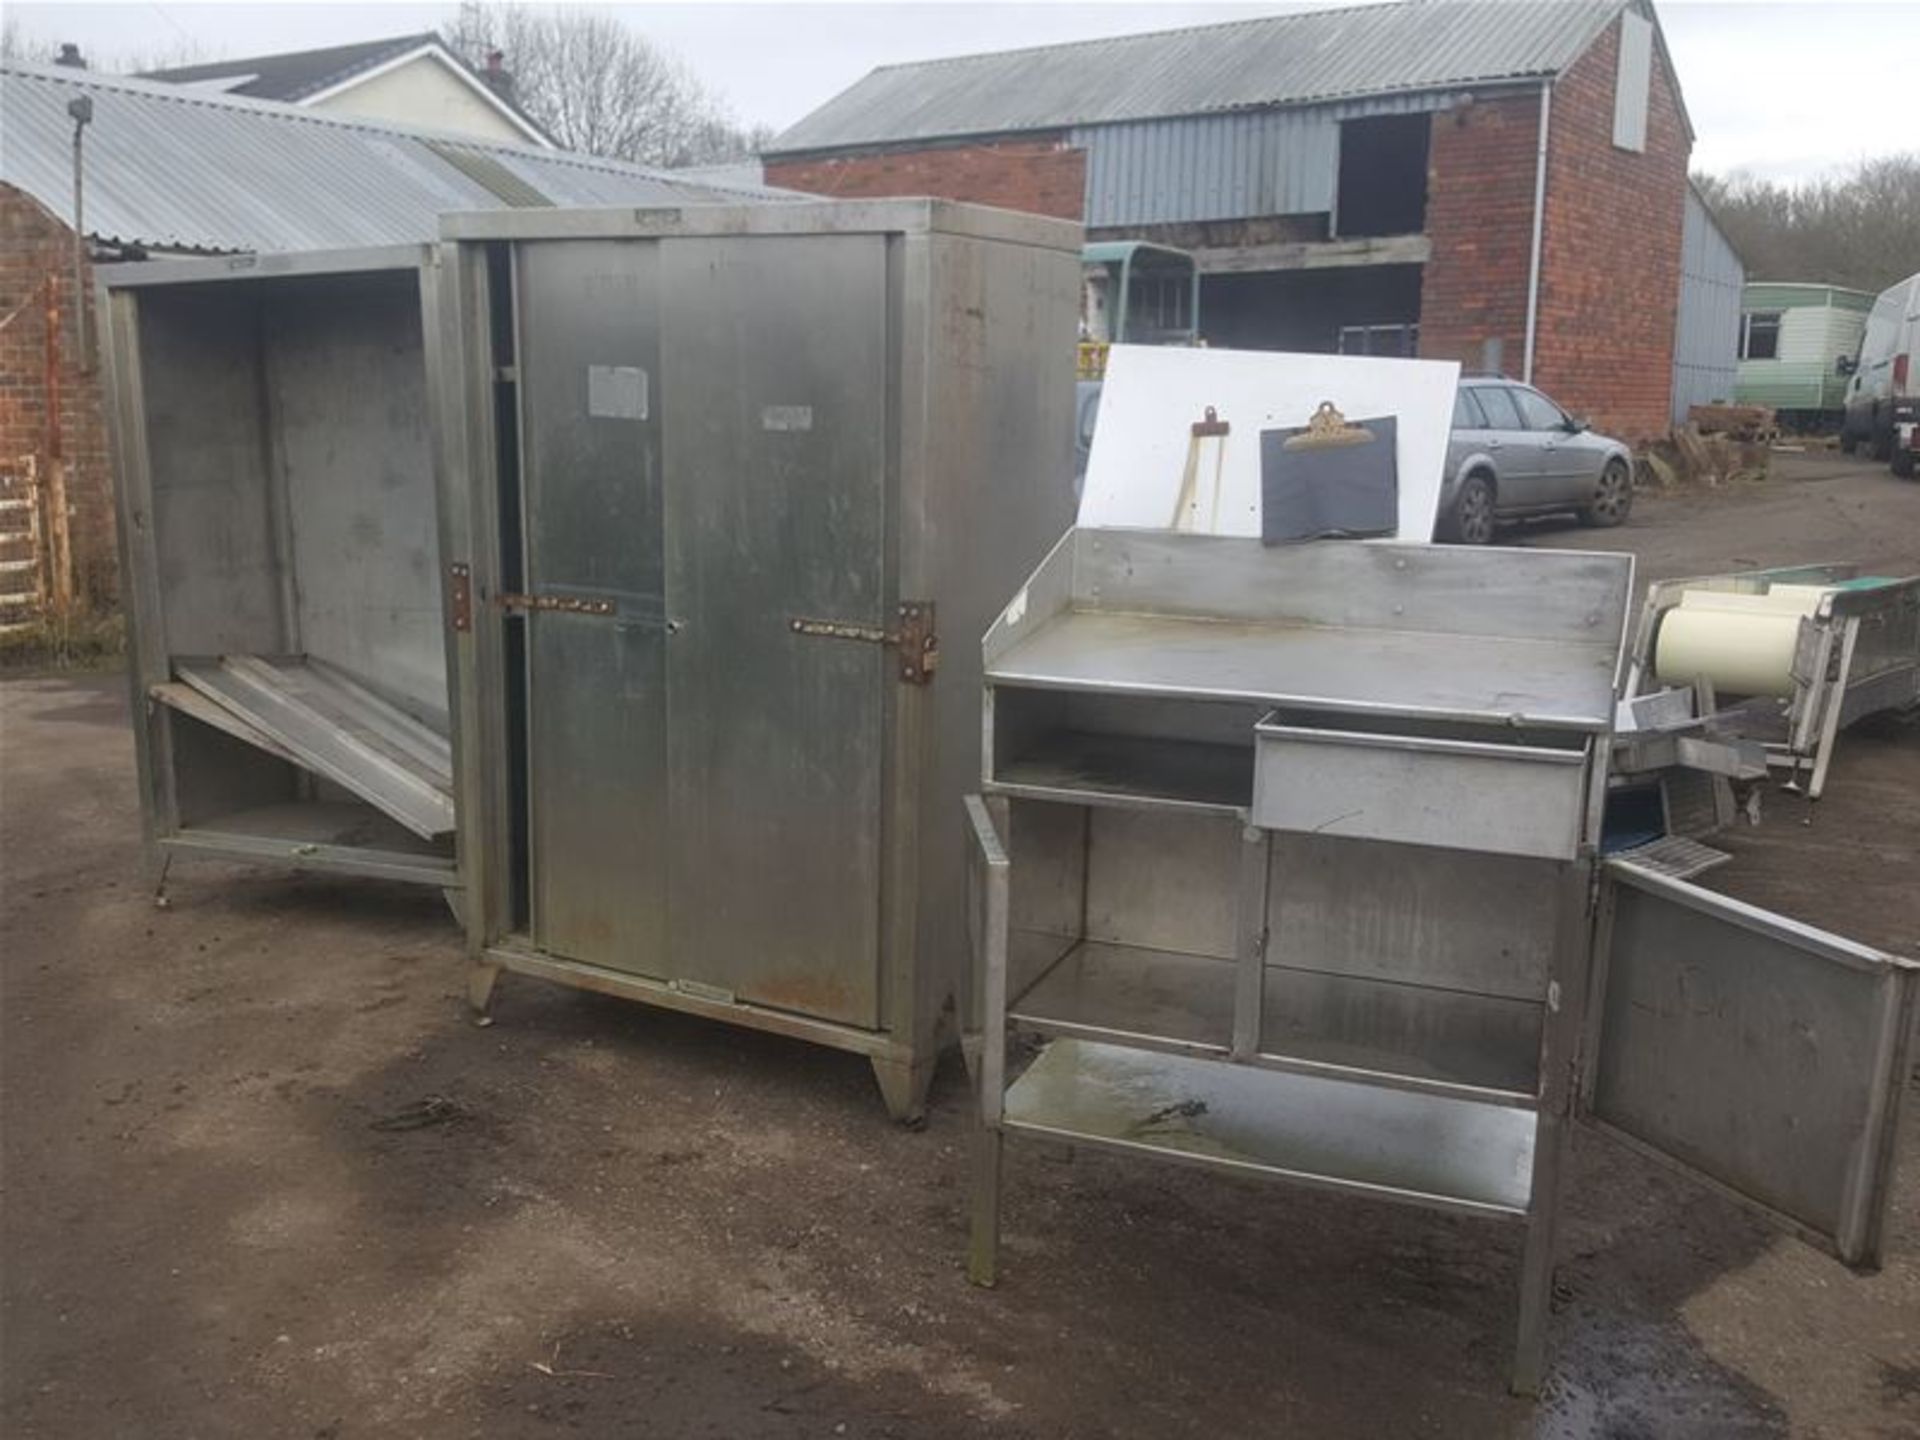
[743,968,861,1024]
[788,600,938,684]
[41,276,73,620]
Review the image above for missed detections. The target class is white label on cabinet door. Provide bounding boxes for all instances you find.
[761,405,814,432]
[587,365,648,420]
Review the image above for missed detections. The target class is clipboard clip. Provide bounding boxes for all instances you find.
[1191,405,1230,438]
[1284,401,1374,451]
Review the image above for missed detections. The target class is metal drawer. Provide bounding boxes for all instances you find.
[1250,718,1589,860]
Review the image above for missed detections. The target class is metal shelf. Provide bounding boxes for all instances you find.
[1009,939,1542,1105]
[169,800,457,886]
[1011,939,1234,1055]
[988,609,1617,731]
[991,732,1252,815]
[1003,1037,1537,1219]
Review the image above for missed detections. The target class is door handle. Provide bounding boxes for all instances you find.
[1486,439,1502,450]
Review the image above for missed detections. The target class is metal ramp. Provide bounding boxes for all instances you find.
[163,655,455,839]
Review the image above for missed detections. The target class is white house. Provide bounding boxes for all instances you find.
[142,32,551,149]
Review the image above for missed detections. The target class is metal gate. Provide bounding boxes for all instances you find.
[0,456,43,634]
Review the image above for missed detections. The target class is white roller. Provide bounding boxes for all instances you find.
[1653,587,1829,698]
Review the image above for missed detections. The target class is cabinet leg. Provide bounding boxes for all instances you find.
[1512,1112,1567,1397]
[150,852,174,910]
[870,1052,936,1125]
[968,1124,1003,1288]
[467,961,501,1017]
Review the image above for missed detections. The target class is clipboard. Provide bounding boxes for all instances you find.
[1259,402,1399,544]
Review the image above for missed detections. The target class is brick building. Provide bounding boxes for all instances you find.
[767,0,1699,443]
[0,58,784,628]
[1,186,112,621]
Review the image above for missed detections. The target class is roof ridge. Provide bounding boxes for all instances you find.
[141,31,438,79]
[862,0,1436,76]
[0,58,689,178]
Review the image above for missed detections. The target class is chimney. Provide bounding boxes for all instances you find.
[483,49,514,102]
[55,43,87,69]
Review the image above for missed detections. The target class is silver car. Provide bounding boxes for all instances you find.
[1440,377,1634,544]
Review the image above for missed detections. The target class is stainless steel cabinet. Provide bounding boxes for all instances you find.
[435,202,1082,1119]
[965,527,1917,1393]
[101,247,464,894]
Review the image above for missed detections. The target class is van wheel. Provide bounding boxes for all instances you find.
[1894,445,1916,479]
[1449,473,1496,544]
[1580,459,1633,527]
[1870,413,1893,461]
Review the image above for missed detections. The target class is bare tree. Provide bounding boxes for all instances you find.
[1696,155,1920,294]
[2,15,41,62]
[0,17,220,74]
[444,3,763,166]
[111,39,223,75]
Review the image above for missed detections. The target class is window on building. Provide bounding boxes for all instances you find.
[1742,312,1782,361]
[1612,11,1653,153]
[1337,323,1420,357]
[1335,114,1431,238]
[1510,387,1571,430]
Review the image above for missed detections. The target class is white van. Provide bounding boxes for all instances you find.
[1841,271,1920,477]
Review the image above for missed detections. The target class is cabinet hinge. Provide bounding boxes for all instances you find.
[494,591,616,617]
[448,563,472,632]
[788,601,938,684]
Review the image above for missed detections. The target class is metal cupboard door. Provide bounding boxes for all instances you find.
[1584,862,1918,1266]
[517,240,670,975]
[659,235,891,1028]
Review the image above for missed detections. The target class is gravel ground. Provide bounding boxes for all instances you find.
[2,450,1916,1439]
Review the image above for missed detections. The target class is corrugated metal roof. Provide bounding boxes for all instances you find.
[0,61,795,256]
[770,0,1623,154]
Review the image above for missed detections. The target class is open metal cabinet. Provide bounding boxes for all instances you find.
[432,201,1081,1119]
[963,527,1917,1393]
[100,247,464,896]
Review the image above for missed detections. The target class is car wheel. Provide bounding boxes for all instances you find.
[1580,459,1632,528]
[1450,473,1496,545]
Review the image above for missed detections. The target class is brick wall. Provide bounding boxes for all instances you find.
[1532,16,1691,444]
[766,137,1088,220]
[1419,95,1539,379]
[0,183,116,610]
[1421,17,1690,445]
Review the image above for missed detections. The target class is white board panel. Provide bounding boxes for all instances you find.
[1078,344,1460,542]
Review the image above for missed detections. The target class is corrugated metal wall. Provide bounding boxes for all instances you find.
[1073,92,1459,228]
[1670,187,1743,425]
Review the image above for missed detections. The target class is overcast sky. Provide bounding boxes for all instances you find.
[11,1,1916,182]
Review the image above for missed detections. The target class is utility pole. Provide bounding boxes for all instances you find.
[68,94,94,372]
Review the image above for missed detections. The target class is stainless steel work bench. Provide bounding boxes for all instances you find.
[964,526,1918,1393]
